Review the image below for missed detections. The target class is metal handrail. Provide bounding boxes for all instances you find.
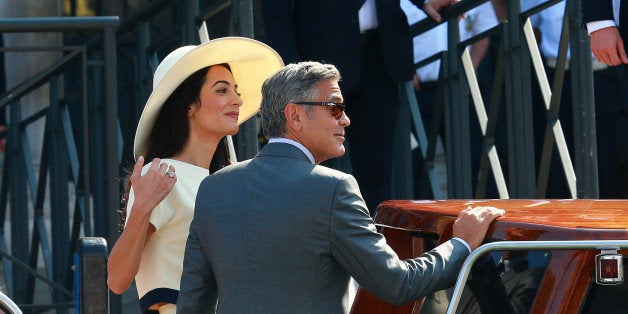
[0,16,118,32]
[0,16,119,310]
[0,290,21,314]
[447,240,628,313]
[404,0,596,199]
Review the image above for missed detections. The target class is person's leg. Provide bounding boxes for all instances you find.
[592,67,617,198]
[412,81,438,198]
[346,30,399,215]
[610,65,628,198]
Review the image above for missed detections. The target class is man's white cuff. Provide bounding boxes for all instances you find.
[587,20,617,35]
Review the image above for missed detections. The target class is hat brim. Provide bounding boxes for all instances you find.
[133,37,284,159]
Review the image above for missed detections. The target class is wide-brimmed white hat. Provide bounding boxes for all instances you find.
[133,37,284,159]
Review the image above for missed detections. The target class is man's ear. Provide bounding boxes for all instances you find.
[284,103,303,131]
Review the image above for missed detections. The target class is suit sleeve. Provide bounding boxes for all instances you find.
[260,0,301,64]
[581,0,614,24]
[329,174,469,306]
[177,216,217,313]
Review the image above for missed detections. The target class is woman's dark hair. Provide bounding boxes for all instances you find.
[118,64,233,231]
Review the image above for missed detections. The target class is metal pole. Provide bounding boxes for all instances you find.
[48,75,71,311]
[7,99,27,302]
[102,26,121,314]
[232,0,259,160]
[182,0,199,44]
[504,0,536,197]
[444,17,473,198]
[567,0,598,198]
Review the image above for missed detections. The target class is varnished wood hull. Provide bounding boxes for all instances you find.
[351,199,628,313]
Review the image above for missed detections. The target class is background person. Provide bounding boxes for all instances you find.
[260,0,461,214]
[400,0,500,198]
[523,0,621,198]
[582,0,628,66]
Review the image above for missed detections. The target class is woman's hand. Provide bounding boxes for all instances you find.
[130,156,177,218]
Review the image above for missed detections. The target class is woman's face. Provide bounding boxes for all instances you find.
[188,65,243,139]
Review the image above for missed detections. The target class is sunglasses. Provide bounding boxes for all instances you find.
[293,102,346,120]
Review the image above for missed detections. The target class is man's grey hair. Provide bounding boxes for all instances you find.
[261,61,341,138]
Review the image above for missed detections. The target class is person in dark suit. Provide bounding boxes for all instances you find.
[260,0,459,214]
[582,0,628,66]
[582,0,628,198]
[177,61,504,313]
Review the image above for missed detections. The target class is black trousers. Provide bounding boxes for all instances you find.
[344,30,400,215]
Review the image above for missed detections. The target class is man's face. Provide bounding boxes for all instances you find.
[300,79,350,164]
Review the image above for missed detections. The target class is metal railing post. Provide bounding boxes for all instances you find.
[74,237,108,313]
[504,0,537,198]
[444,16,473,198]
[232,0,259,160]
[7,99,28,302]
[567,0,598,198]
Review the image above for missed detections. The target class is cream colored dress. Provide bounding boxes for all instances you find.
[126,159,208,313]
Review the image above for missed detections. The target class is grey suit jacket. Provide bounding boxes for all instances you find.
[177,143,469,313]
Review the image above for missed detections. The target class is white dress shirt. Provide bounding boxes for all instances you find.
[358,0,379,32]
[268,137,316,164]
[400,0,498,82]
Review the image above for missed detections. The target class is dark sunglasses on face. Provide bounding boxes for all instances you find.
[293,102,346,120]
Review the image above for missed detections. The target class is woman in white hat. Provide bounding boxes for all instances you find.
[106,37,283,313]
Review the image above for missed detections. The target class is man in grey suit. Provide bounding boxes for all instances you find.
[177,61,504,313]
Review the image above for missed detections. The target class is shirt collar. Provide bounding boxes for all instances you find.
[268,138,315,164]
